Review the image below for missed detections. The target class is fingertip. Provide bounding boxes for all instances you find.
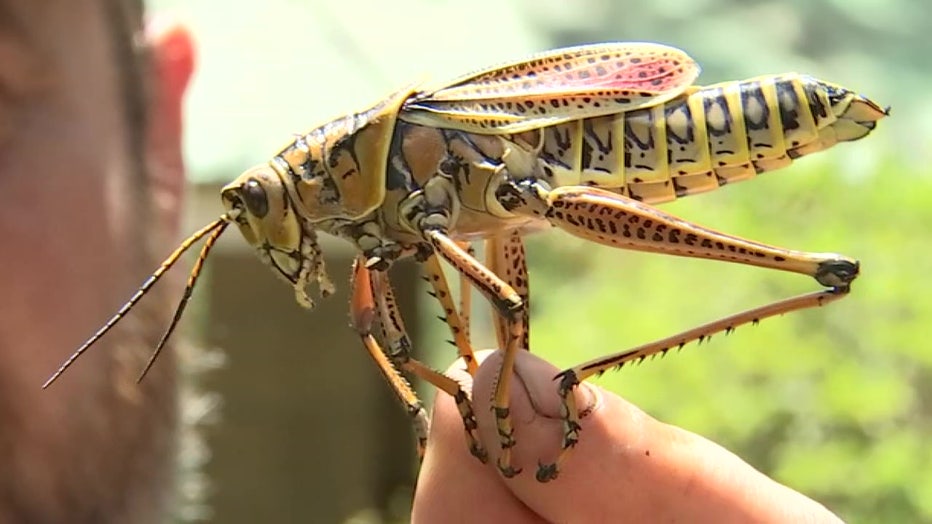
[413,351,545,523]
[473,351,648,519]
[472,350,603,465]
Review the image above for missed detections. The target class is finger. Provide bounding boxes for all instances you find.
[473,350,843,523]
[412,350,547,523]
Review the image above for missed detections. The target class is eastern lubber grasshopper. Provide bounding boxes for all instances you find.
[44,42,887,482]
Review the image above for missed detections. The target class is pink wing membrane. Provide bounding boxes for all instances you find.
[402,42,700,133]
[433,42,698,98]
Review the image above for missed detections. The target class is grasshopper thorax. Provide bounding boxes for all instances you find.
[269,85,419,224]
[222,165,334,308]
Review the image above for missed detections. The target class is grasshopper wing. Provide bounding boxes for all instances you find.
[401,42,700,134]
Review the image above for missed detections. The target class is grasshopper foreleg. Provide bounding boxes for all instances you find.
[350,258,431,457]
[350,257,487,462]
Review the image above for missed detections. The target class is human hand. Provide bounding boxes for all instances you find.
[413,350,842,523]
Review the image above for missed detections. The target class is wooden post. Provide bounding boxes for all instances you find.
[193,184,424,521]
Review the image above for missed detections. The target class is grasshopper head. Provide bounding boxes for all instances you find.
[221,164,334,308]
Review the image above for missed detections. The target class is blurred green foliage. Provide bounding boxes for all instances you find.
[150,0,930,521]
[513,158,932,523]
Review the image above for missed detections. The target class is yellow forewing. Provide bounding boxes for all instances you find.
[400,42,701,134]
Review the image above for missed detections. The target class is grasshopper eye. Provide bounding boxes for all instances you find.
[242,178,269,218]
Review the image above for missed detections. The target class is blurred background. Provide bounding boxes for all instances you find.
[146,0,931,522]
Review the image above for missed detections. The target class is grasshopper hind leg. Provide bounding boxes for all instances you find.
[495,177,859,481]
[495,179,859,285]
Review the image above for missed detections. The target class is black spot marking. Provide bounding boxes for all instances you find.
[775,79,801,132]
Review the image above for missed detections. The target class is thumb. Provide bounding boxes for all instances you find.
[472,350,842,523]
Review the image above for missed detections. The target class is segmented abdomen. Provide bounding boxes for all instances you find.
[528,73,882,204]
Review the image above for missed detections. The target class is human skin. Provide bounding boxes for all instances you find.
[0,2,192,522]
[413,350,844,523]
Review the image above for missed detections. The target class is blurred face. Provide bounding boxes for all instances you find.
[0,13,193,524]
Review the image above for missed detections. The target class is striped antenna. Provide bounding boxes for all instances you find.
[42,216,231,389]
[136,220,229,382]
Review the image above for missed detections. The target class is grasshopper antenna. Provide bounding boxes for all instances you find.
[42,216,231,389]
[136,219,229,382]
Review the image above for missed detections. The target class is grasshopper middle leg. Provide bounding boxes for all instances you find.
[485,231,531,354]
[422,229,529,477]
[424,232,532,476]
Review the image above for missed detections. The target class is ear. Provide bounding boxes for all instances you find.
[145,18,195,236]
